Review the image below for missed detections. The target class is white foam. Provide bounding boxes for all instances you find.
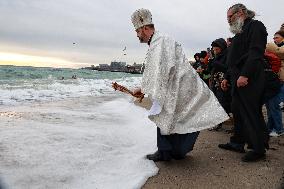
[0,77,142,106]
[0,96,158,189]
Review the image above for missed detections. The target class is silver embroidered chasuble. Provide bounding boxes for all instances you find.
[142,31,229,135]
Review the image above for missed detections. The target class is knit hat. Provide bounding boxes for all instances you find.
[275,30,284,38]
[131,8,153,30]
[211,38,227,50]
[194,53,200,58]
[194,53,200,61]
[199,51,207,58]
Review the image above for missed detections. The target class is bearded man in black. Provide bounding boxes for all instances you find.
[219,3,269,162]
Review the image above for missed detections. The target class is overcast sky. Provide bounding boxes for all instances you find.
[0,0,283,68]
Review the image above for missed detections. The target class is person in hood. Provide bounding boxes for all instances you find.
[197,51,211,85]
[208,38,231,131]
[192,53,202,69]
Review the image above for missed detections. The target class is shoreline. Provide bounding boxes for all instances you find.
[142,122,284,189]
[0,97,283,189]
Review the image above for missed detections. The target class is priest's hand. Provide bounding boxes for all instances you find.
[237,76,248,87]
[133,87,144,102]
[221,79,229,91]
[133,88,141,95]
[133,88,144,98]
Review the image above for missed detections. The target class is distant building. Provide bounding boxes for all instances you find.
[98,64,110,71]
[81,64,98,70]
[82,61,143,74]
[126,62,144,74]
[110,61,127,72]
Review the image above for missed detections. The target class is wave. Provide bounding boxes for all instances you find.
[0,65,140,80]
[0,77,142,106]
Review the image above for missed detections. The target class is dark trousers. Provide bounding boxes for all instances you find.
[214,87,232,114]
[230,85,268,154]
[157,128,199,159]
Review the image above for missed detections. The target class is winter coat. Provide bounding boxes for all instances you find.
[266,42,284,81]
[226,18,267,95]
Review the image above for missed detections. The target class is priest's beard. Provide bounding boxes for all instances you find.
[229,17,244,34]
[138,32,147,43]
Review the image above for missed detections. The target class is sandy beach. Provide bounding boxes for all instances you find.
[143,120,284,189]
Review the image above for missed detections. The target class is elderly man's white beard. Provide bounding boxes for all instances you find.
[229,17,244,34]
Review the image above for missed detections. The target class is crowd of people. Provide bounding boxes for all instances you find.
[191,18,284,135]
[190,4,284,161]
[130,3,284,163]
[192,38,232,132]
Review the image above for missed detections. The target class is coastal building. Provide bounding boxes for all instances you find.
[97,64,110,71]
[110,61,127,72]
[126,62,144,74]
[83,61,144,74]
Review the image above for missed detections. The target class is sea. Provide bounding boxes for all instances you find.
[0,65,142,106]
[0,65,158,189]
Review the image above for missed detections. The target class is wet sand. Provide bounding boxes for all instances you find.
[142,121,284,189]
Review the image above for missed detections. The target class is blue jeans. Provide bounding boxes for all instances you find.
[266,84,284,134]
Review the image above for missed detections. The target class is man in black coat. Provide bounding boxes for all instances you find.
[219,3,269,162]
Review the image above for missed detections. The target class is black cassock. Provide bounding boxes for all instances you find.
[226,18,269,153]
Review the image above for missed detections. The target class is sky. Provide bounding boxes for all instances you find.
[0,0,283,68]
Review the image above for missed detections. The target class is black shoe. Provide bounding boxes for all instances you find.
[146,151,171,162]
[241,151,266,162]
[218,143,245,153]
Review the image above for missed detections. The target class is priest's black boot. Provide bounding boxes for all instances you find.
[146,151,171,162]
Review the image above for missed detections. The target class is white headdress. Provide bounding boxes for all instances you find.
[131,8,153,30]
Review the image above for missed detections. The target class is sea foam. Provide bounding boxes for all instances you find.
[0,77,142,106]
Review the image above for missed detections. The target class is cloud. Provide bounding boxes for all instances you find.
[0,0,283,67]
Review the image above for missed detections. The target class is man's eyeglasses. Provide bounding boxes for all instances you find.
[227,11,238,21]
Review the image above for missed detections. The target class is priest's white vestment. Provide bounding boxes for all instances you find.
[142,31,229,135]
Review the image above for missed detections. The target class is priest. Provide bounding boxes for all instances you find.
[131,8,229,162]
